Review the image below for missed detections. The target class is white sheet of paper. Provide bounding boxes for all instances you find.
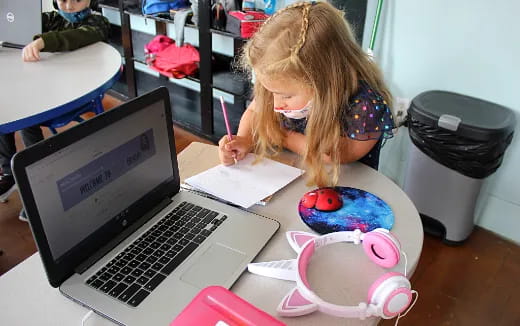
[184,153,303,208]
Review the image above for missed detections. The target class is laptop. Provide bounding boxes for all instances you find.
[0,0,42,48]
[12,87,279,326]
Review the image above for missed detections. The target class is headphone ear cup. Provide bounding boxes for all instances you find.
[362,229,400,268]
[367,272,412,319]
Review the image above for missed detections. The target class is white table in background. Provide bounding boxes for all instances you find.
[0,42,121,134]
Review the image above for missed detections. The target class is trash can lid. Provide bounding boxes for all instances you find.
[409,90,516,141]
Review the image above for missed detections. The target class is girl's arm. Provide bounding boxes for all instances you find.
[283,130,378,164]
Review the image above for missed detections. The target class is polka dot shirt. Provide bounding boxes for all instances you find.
[281,81,395,170]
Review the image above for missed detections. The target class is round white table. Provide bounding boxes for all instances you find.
[0,143,423,326]
[0,42,122,134]
[178,143,424,326]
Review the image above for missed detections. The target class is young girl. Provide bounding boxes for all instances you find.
[218,1,395,186]
[22,0,110,61]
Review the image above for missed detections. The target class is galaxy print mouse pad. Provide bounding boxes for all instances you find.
[298,187,394,234]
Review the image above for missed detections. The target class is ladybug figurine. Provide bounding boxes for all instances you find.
[301,187,343,211]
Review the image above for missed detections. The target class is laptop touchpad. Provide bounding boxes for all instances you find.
[180,243,246,288]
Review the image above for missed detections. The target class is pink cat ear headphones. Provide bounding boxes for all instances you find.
[248,229,418,321]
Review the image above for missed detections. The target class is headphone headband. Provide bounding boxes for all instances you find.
[248,229,414,319]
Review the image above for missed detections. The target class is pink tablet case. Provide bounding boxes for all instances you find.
[171,286,285,326]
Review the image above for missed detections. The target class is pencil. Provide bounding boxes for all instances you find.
[219,96,238,165]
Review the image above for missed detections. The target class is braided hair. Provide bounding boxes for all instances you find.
[240,1,392,186]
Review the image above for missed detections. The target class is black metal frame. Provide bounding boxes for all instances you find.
[118,0,137,98]
[198,0,214,135]
[116,0,217,136]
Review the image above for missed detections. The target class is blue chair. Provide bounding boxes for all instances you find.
[42,92,105,134]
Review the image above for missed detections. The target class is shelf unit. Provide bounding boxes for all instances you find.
[98,0,251,142]
[97,0,368,142]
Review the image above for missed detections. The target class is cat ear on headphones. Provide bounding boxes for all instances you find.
[277,287,318,317]
[53,0,58,10]
[286,231,318,253]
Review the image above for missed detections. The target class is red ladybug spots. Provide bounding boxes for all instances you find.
[301,188,342,211]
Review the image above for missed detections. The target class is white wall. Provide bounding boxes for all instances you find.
[42,0,53,12]
[368,0,520,242]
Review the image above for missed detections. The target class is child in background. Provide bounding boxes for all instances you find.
[218,1,395,186]
[0,0,110,219]
[22,0,110,61]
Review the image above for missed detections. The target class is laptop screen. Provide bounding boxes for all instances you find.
[24,95,174,262]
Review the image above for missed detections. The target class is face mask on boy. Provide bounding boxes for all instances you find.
[58,8,91,24]
[274,101,312,119]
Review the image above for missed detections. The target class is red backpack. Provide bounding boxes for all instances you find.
[144,35,174,59]
[145,35,200,79]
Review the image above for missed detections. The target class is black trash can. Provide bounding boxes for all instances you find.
[403,90,516,244]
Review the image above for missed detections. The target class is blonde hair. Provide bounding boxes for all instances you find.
[240,1,392,187]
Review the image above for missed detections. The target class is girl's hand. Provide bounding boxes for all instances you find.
[22,38,45,62]
[218,135,252,165]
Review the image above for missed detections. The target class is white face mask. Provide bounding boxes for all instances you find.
[274,101,312,119]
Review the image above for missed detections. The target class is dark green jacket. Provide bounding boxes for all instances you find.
[35,11,110,52]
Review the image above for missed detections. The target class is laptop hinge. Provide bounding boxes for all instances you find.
[75,197,173,274]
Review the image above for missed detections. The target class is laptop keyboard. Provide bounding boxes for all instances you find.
[86,201,227,307]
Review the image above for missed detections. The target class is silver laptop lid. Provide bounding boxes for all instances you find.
[0,0,42,46]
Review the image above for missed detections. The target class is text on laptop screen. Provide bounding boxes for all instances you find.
[25,101,173,261]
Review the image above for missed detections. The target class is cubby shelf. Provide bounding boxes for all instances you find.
[99,0,250,142]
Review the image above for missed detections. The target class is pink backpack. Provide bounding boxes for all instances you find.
[144,35,200,79]
[144,35,174,62]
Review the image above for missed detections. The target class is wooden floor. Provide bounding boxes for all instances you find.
[1,96,519,325]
